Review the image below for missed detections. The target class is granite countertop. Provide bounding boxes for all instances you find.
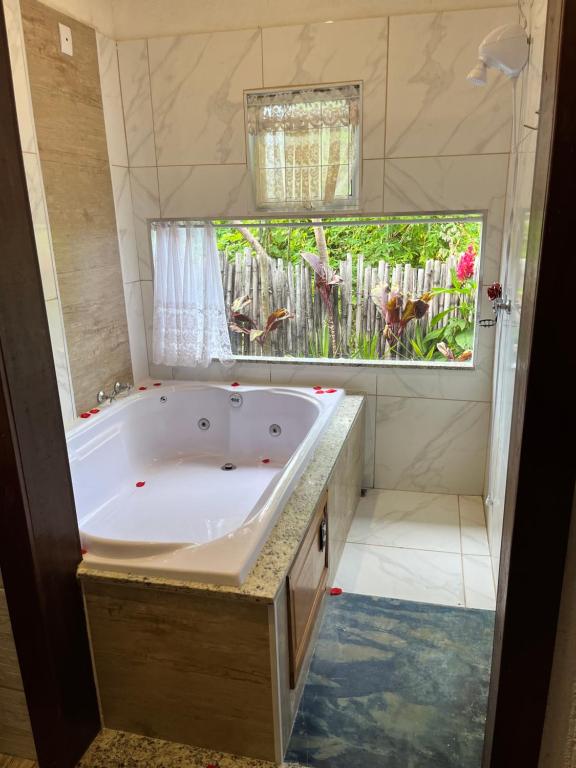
[78,395,364,604]
[78,728,300,768]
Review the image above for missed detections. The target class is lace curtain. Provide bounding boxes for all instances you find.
[152,222,233,367]
[246,84,361,210]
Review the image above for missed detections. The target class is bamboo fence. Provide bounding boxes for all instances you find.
[219,248,461,360]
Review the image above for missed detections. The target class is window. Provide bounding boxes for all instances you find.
[245,84,361,211]
[150,216,483,366]
[212,216,483,365]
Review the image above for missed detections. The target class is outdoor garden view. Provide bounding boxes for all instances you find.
[215,216,482,363]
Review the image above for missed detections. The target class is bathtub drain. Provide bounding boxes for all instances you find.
[221,462,237,471]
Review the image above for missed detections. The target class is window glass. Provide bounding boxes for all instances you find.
[211,216,483,365]
[246,84,361,211]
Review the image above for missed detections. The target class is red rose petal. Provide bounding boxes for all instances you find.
[80,412,91,418]
[315,390,325,394]
[231,382,240,387]
[138,386,147,391]
[90,408,100,414]
[262,458,271,464]
[313,385,323,390]
[81,547,88,555]
[153,382,162,387]
[330,587,343,596]
[136,481,146,488]
[326,389,337,393]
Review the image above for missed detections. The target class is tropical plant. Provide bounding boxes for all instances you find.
[408,324,442,361]
[428,246,478,359]
[228,295,293,348]
[301,222,343,357]
[370,283,432,355]
[350,332,380,360]
[308,325,331,358]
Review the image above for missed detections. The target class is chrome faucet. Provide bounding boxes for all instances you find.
[96,381,132,405]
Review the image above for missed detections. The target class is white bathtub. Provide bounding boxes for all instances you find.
[67,381,344,586]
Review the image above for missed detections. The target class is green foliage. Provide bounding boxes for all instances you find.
[218,217,481,363]
[408,324,442,361]
[215,218,482,270]
[422,270,477,359]
[350,332,380,360]
[308,325,330,358]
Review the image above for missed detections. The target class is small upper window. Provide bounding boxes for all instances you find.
[245,83,361,212]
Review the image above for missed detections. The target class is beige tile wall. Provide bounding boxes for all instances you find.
[3,0,76,427]
[83,581,277,760]
[20,0,132,414]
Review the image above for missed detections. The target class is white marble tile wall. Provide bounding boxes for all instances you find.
[117,40,156,167]
[97,32,150,383]
[262,17,388,160]
[148,29,262,165]
[96,5,517,495]
[97,33,128,167]
[386,7,515,158]
[375,396,490,494]
[110,0,514,41]
[4,0,76,427]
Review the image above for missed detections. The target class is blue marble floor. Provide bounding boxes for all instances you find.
[286,593,495,768]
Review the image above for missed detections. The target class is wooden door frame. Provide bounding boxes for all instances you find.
[483,0,576,764]
[0,0,575,766]
[0,3,100,767]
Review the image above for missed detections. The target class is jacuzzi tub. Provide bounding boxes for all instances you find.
[67,381,344,586]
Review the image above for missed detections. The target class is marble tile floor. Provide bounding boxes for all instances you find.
[335,490,496,609]
[286,593,495,768]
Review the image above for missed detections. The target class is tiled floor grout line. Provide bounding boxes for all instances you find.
[345,540,464,556]
[458,495,467,608]
[340,490,495,610]
[366,488,464,498]
[482,496,499,598]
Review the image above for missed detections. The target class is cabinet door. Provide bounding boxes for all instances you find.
[287,489,329,688]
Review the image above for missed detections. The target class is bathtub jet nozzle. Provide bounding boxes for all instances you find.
[221,462,237,471]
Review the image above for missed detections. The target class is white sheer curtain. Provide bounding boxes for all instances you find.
[152,222,233,367]
[246,84,360,210]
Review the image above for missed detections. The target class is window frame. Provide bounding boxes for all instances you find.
[149,212,486,370]
[243,81,364,214]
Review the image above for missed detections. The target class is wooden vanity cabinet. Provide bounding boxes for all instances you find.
[286,489,329,688]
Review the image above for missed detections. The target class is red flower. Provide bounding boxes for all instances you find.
[313,385,323,390]
[326,389,337,394]
[330,587,343,596]
[153,382,162,387]
[487,282,502,301]
[456,244,476,282]
[262,458,271,464]
[90,408,100,414]
[138,386,147,391]
[80,412,91,419]
[231,382,240,387]
[136,481,146,488]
